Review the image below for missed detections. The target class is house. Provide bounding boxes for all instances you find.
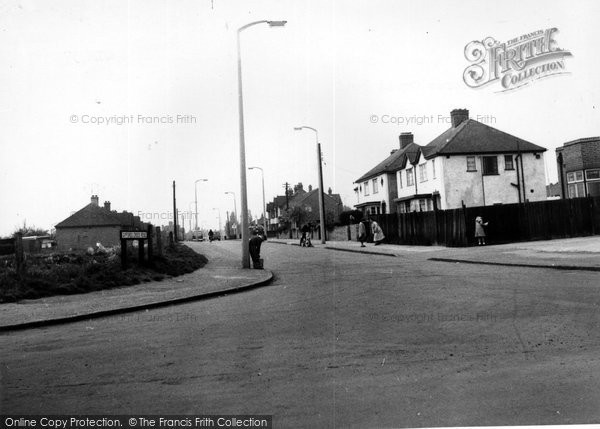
[355,109,548,213]
[55,195,147,251]
[353,133,421,215]
[267,183,344,232]
[556,137,600,198]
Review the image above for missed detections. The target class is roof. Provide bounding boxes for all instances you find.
[560,136,600,148]
[55,203,139,229]
[291,188,343,206]
[423,119,546,158]
[355,142,421,183]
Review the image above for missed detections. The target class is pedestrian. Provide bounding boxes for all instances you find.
[371,220,385,245]
[300,224,310,247]
[475,216,489,245]
[249,228,265,269]
[358,220,367,247]
[208,229,214,242]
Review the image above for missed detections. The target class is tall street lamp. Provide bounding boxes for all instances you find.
[224,191,238,239]
[238,19,287,268]
[294,126,326,244]
[194,179,208,231]
[248,166,268,238]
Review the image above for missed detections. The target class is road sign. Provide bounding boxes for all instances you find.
[120,231,148,240]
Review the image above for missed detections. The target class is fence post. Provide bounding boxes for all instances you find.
[589,196,596,236]
[120,238,127,269]
[461,201,468,246]
[14,232,24,276]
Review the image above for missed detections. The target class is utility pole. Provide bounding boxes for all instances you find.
[172,180,178,242]
[283,182,291,238]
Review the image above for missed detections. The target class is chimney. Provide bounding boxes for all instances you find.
[399,132,414,149]
[390,149,398,155]
[91,195,99,206]
[328,187,332,195]
[450,108,469,128]
[308,184,313,192]
[104,201,111,211]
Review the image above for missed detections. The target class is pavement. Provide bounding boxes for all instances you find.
[0,242,272,331]
[268,235,600,270]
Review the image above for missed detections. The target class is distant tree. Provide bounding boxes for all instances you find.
[13,223,49,237]
[289,206,309,227]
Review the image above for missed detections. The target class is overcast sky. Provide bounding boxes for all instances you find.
[1,0,599,236]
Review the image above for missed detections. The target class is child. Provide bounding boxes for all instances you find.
[475,216,489,245]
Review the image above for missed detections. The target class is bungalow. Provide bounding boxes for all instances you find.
[55,195,147,251]
[394,109,547,211]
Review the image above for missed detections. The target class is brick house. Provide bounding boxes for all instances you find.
[556,137,600,198]
[55,195,146,251]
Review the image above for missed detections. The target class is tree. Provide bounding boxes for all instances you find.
[289,206,309,228]
[13,223,49,237]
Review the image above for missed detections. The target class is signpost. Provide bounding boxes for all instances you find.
[120,228,152,269]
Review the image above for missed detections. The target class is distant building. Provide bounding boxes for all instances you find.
[546,182,562,198]
[55,195,146,251]
[556,137,600,198]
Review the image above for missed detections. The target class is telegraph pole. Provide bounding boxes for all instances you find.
[283,182,291,238]
[172,180,178,242]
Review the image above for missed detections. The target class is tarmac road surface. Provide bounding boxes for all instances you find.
[2,240,600,428]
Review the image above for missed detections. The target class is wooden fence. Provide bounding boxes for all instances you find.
[367,196,600,247]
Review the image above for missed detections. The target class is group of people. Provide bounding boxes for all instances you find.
[355,217,385,247]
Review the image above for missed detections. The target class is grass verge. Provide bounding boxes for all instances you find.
[0,244,207,303]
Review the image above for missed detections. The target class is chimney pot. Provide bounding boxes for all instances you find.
[450,109,469,128]
[104,201,111,211]
[399,132,414,149]
[91,195,99,206]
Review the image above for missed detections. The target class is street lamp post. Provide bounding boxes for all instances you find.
[248,166,268,238]
[294,126,326,244]
[194,179,208,232]
[238,19,287,268]
[225,191,238,239]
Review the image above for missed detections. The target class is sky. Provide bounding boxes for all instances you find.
[1,0,599,236]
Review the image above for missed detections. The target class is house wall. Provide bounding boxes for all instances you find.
[442,153,546,209]
[355,174,390,213]
[56,226,121,251]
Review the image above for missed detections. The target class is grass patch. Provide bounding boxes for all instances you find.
[0,244,207,303]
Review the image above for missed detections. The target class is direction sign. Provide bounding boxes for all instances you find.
[120,231,148,240]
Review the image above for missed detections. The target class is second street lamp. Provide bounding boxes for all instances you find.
[294,126,326,244]
[248,166,268,238]
[224,191,238,239]
[238,19,287,268]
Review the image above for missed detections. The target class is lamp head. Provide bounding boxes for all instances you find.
[293,127,303,131]
[268,20,287,27]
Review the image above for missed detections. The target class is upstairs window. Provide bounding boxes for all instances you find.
[406,168,414,186]
[372,178,379,194]
[364,181,370,196]
[504,155,514,170]
[466,156,477,172]
[482,156,499,175]
[432,159,436,179]
[398,171,403,189]
[419,164,428,182]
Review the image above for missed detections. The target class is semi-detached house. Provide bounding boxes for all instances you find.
[354,109,548,214]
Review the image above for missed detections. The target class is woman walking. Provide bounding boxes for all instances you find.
[358,220,367,247]
[371,220,385,246]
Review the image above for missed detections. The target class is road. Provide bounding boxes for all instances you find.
[2,240,600,427]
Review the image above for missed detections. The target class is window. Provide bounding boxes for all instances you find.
[419,199,426,212]
[432,159,436,179]
[568,183,585,198]
[406,168,414,186]
[398,171,403,189]
[466,156,477,172]
[419,164,428,182]
[585,169,600,180]
[482,156,499,175]
[504,155,514,170]
[364,181,369,196]
[372,178,379,194]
